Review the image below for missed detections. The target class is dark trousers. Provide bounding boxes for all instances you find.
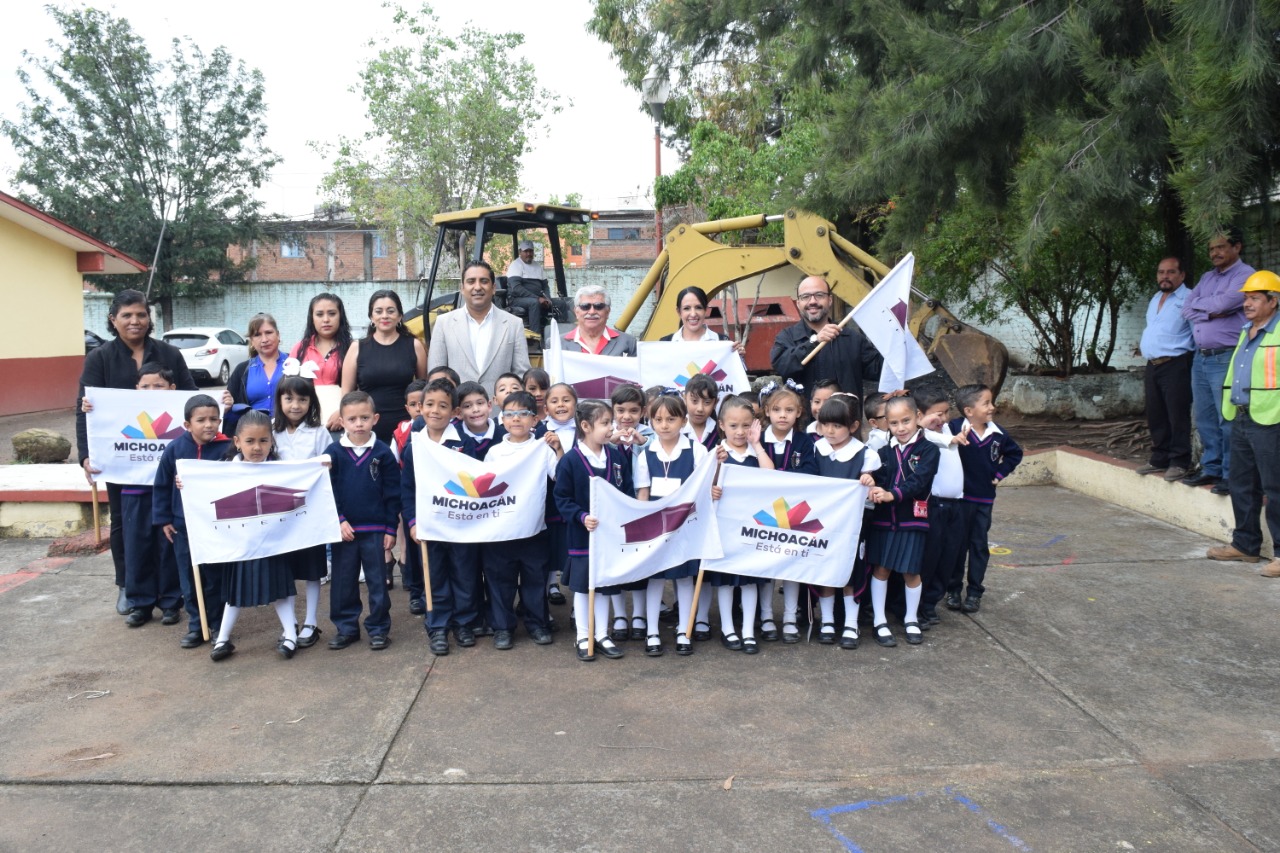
[404,532,425,604]
[509,297,545,335]
[331,532,390,637]
[172,527,224,633]
[121,491,181,610]
[106,481,125,587]
[922,496,966,612]
[1228,412,1280,557]
[1145,353,1193,468]
[951,501,994,599]
[484,532,550,633]
[423,540,480,634]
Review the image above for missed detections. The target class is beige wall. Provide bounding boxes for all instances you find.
[0,216,84,360]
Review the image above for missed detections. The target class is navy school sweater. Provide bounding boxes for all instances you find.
[152,431,232,528]
[870,432,940,532]
[398,420,468,533]
[553,445,633,558]
[947,418,1023,503]
[326,439,402,536]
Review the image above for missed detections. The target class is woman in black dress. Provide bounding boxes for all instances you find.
[340,289,426,445]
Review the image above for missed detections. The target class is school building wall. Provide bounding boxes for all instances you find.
[0,216,91,415]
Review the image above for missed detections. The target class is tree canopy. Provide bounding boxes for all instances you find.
[320,3,560,256]
[2,6,277,323]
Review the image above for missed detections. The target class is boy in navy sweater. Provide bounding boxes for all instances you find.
[326,391,401,650]
[947,384,1023,613]
[153,394,232,648]
[400,379,473,656]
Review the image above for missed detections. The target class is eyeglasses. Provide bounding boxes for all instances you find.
[500,409,536,419]
[796,292,830,303]
[577,302,607,311]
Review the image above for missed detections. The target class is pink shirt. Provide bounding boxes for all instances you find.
[291,340,343,386]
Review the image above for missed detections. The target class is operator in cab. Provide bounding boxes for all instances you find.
[506,240,553,341]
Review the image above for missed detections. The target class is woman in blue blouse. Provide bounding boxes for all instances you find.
[222,313,285,432]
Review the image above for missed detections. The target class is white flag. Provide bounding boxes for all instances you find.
[589,453,723,587]
[85,387,210,485]
[701,466,866,586]
[412,434,550,542]
[545,318,565,384]
[850,253,934,392]
[559,350,642,399]
[176,459,342,565]
[637,340,750,397]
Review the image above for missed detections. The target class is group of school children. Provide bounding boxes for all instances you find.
[104,359,1022,664]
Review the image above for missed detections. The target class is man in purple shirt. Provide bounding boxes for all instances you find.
[1181,227,1256,494]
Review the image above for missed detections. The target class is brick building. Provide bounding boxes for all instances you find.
[226,210,424,283]
[588,209,660,266]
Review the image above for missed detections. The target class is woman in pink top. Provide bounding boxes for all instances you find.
[291,292,353,429]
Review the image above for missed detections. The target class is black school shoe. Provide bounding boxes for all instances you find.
[210,641,235,661]
[180,630,204,649]
[454,625,477,647]
[369,634,391,651]
[428,631,450,656]
[944,592,963,611]
[328,633,359,650]
[125,607,152,628]
[962,597,981,613]
[160,608,181,625]
[409,598,426,616]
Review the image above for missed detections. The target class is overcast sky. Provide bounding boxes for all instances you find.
[0,0,676,217]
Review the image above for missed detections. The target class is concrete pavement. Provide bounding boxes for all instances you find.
[0,485,1276,852]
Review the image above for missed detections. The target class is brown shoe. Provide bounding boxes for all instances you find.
[1260,559,1280,578]
[1135,463,1166,476]
[1207,544,1262,563]
[1163,466,1188,481]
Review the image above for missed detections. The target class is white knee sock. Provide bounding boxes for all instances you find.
[696,581,712,627]
[782,580,800,623]
[819,594,835,625]
[675,577,694,633]
[904,581,922,625]
[573,592,591,641]
[304,581,320,628]
[593,593,611,641]
[631,589,645,620]
[871,576,888,626]
[610,593,626,624]
[646,578,665,634]
[759,581,774,621]
[216,604,239,644]
[275,597,297,642]
[718,586,736,634]
[842,593,858,629]
[740,585,758,638]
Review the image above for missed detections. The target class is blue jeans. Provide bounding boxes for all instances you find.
[1191,350,1232,478]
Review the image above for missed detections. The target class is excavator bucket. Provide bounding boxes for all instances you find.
[932,332,1009,398]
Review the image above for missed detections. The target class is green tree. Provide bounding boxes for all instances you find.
[2,7,277,327]
[320,3,560,259]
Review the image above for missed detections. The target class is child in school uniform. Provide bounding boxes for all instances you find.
[538,383,576,609]
[813,394,880,649]
[864,393,890,451]
[400,379,473,656]
[492,373,524,409]
[681,373,720,452]
[483,390,563,648]
[606,384,652,637]
[710,395,775,653]
[392,380,427,462]
[759,380,819,643]
[154,394,232,648]
[544,383,579,451]
[325,391,402,651]
[915,386,967,629]
[208,410,302,661]
[635,393,709,656]
[806,379,841,436]
[863,394,940,647]
[271,374,332,648]
[82,363,184,628]
[523,367,551,420]
[947,383,1023,614]
[552,399,633,662]
[456,381,499,459]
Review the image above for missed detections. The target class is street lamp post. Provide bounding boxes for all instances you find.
[642,70,670,259]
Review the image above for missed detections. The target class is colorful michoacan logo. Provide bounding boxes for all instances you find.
[445,471,508,498]
[122,411,184,440]
[675,359,728,386]
[753,497,823,533]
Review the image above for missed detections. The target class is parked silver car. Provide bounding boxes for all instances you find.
[162,326,250,385]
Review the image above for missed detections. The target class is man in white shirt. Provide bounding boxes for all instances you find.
[506,240,553,338]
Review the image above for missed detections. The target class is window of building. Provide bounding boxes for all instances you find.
[280,238,306,258]
[568,244,584,256]
[607,227,641,241]
[373,232,389,258]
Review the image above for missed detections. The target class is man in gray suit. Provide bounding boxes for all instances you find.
[427,260,531,393]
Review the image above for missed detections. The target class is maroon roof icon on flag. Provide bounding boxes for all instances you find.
[213,484,308,520]
[572,375,635,398]
[622,502,695,544]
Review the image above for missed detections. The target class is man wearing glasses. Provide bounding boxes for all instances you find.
[771,275,882,394]
[560,285,638,356]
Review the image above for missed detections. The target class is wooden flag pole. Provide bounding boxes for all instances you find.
[192,562,210,641]
[587,588,596,658]
[419,540,434,612]
[685,461,723,639]
[799,312,858,366]
[91,482,102,545]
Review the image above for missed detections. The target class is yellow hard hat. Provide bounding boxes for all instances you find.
[1241,270,1280,293]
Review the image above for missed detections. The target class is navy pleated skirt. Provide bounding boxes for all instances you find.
[867,528,927,575]
[288,545,327,583]
[221,556,293,607]
[563,555,621,596]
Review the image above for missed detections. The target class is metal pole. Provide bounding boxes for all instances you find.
[654,121,663,258]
